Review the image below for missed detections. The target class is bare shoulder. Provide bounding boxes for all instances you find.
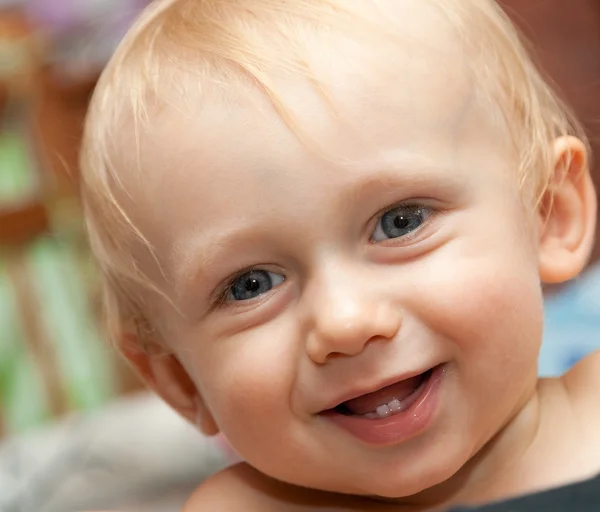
[561,349,600,417]
[182,463,276,511]
[183,462,379,512]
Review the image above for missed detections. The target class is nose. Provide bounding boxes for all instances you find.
[304,265,402,365]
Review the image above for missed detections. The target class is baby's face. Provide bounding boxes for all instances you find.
[125,8,545,499]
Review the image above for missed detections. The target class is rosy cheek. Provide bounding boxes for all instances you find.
[411,250,543,355]
[196,326,296,429]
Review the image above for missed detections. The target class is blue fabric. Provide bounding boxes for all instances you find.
[540,264,600,377]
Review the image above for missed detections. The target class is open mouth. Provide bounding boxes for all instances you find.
[329,368,435,420]
[320,365,444,445]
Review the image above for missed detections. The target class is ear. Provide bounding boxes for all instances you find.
[538,136,597,284]
[120,332,220,436]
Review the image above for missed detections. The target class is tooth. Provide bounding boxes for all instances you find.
[388,399,401,412]
[376,404,390,417]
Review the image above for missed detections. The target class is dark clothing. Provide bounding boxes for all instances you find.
[454,474,600,511]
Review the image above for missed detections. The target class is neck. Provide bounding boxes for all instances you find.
[453,383,543,505]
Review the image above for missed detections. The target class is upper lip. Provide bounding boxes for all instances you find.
[318,365,437,414]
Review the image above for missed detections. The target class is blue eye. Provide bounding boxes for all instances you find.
[371,205,432,242]
[227,270,285,301]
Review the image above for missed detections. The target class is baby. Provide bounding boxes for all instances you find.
[80,0,600,510]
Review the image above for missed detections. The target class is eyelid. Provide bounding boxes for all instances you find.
[371,200,430,221]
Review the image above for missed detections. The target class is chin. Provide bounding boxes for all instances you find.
[351,454,468,501]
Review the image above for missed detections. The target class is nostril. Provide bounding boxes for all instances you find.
[366,336,389,346]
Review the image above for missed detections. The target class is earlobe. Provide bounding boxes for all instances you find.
[538,136,597,284]
[120,330,220,436]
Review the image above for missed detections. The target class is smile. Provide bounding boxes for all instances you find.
[320,364,445,445]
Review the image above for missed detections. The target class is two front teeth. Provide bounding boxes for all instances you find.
[362,397,407,419]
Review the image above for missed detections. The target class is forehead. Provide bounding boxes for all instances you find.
[124,0,477,184]
[116,0,511,284]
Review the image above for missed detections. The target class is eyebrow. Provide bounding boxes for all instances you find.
[173,220,278,306]
[345,163,464,199]
[337,150,468,209]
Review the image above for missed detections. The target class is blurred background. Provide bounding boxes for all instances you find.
[0,0,598,510]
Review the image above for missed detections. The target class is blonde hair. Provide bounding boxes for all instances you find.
[80,0,588,345]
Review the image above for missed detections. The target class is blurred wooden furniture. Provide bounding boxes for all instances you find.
[0,72,98,248]
[34,68,98,190]
[0,10,47,247]
[0,201,49,247]
[0,66,144,408]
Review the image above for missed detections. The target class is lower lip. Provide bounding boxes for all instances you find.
[321,364,445,446]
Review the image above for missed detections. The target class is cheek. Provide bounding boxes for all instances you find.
[410,230,544,376]
[187,320,299,442]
